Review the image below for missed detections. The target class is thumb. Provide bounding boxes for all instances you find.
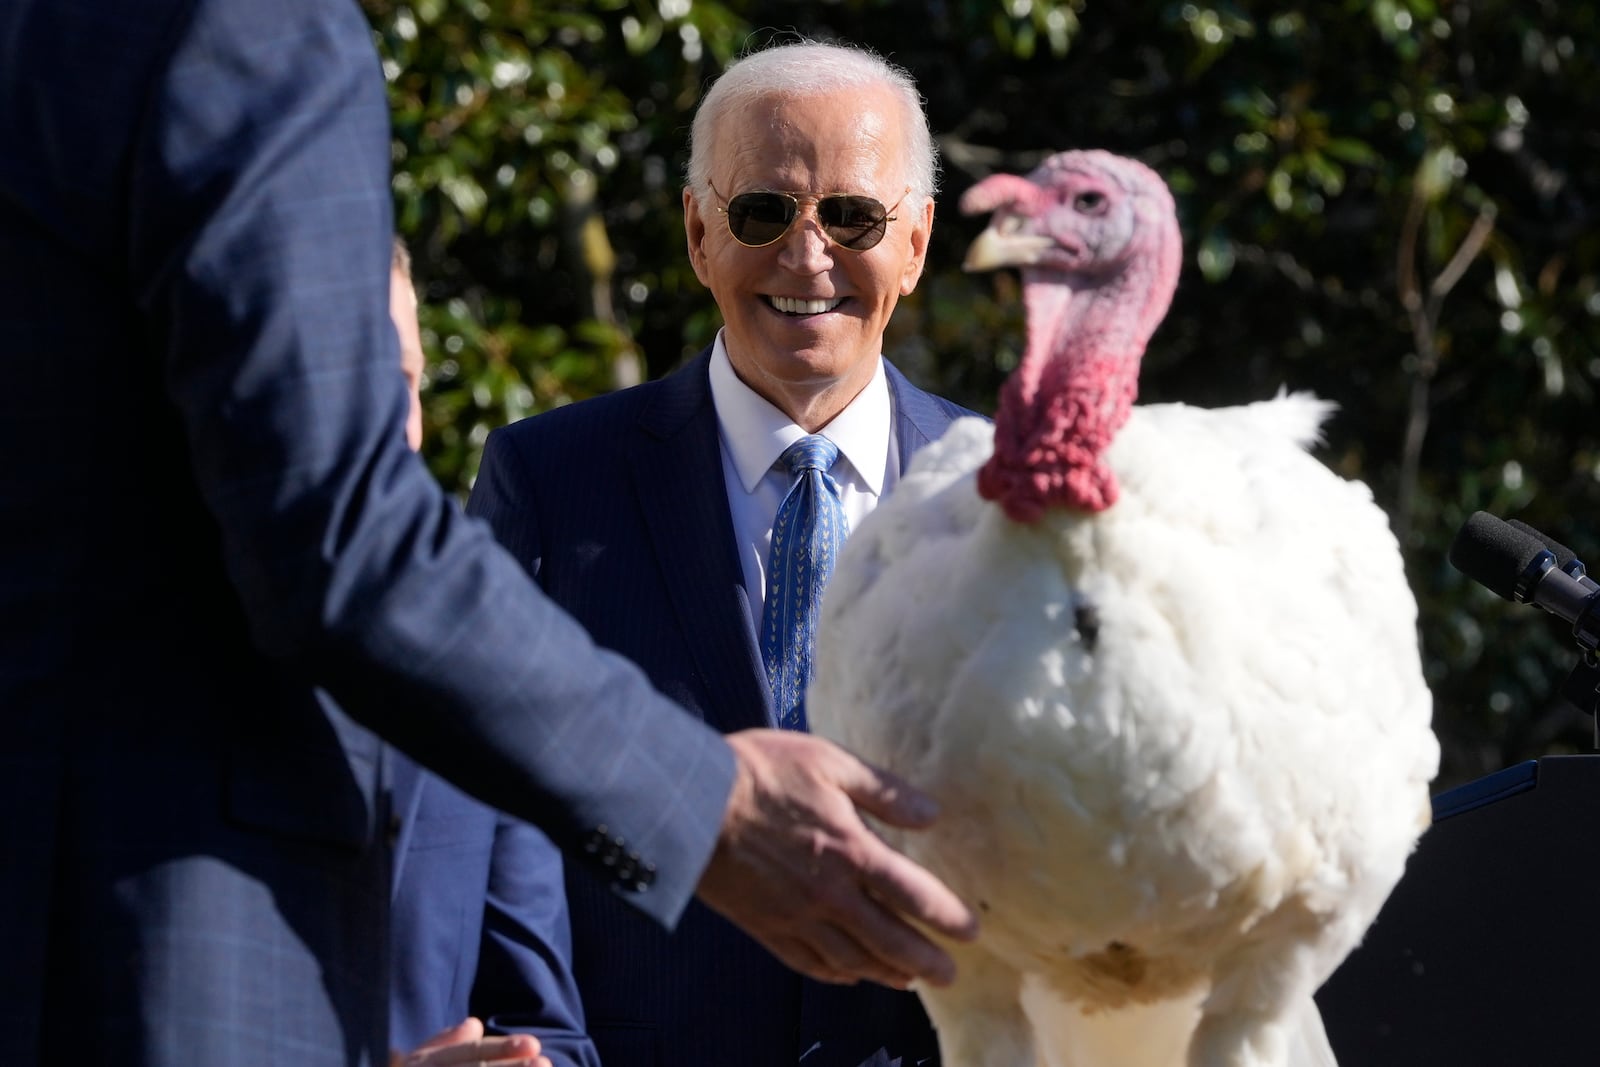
[833,749,940,829]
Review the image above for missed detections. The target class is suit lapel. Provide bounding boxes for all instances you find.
[387,751,425,895]
[886,359,963,473]
[629,353,776,732]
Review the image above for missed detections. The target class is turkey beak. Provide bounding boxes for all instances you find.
[962,226,1056,272]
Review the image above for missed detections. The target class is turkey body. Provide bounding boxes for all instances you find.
[809,395,1440,1067]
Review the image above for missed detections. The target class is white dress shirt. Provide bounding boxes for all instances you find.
[707,331,902,615]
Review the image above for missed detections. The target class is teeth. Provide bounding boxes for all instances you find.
[770,295,843,315]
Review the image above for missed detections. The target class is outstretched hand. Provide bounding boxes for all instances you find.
[389,1017,549,1067]
[696,729,979,990]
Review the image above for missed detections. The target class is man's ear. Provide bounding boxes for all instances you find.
[684,187,712,286]
[900,195,936,295]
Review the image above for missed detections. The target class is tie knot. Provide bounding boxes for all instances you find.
[779,435,839,476]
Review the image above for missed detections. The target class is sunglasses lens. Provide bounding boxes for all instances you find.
[819,196,890,250]
[726,193,796,246]
[722,190,894,250]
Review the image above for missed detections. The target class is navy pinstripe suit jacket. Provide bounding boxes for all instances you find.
[0,2,733,1062]
[444,350,977,1067]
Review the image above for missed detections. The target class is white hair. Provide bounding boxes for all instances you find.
[685,39,939,209]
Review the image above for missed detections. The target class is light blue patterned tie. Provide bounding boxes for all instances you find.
[760,435,849,731]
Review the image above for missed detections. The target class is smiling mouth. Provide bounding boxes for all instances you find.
[765,295,845,315]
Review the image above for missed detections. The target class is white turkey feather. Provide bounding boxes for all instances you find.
[809,399,1438,1067]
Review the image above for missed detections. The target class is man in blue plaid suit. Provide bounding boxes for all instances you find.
[0,3,976,1064]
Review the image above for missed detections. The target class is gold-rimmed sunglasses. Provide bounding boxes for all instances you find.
[709,181,910,251]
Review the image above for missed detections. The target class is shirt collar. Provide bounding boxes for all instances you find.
[707,331,891,496]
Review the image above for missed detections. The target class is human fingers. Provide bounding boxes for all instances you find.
[410,1056,546,1067]
[798,840,967,987]
[758,929,857,986]
[408,1017,484,1053]
[705,730,970,986]
[400,1021,543,1066]
[826,755,980,948]
[831,749,941,830]
[421,1036,542,1065]
[711,853,927,989]
[751,745,960,987]
[790,903,920,991]
[401,1043,544,1066]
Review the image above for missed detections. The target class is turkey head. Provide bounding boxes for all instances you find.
[961,149,1183,521]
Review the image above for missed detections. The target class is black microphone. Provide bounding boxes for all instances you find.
[1453,511,1600,733]
[1506,518,1600,591]
[1451,511,1600,651]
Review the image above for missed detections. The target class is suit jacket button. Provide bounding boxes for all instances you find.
[629,862,657,892]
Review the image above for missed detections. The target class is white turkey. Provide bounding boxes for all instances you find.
[807,149,1440,1067]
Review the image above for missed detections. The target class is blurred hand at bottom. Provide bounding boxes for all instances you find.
[390,1017,549,1067]
[697,729,979,991]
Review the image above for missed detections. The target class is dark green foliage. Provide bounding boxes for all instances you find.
[365,0,1600,788]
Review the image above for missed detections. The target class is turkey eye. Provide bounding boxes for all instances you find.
[1074,191,1107,214]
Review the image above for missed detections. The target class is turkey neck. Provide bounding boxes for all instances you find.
[979,264,1156,522]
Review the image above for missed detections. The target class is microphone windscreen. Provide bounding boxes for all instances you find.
[1508,519,1580,570]
[1449,511,1548,602]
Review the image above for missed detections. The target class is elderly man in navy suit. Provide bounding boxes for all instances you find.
[393,40,978,1067]
[0,3,978,1064]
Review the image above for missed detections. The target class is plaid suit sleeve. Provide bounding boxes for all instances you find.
[129,0,732,927]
